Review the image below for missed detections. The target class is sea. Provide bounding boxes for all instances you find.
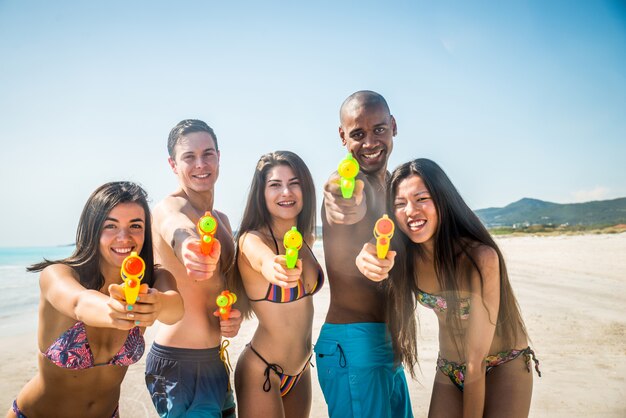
[0,246,74,329]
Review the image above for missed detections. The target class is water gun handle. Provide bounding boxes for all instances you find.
[374,215,395,260]
[215,291,237,321]
[340,177,355,199]
[285,248,298,270]
[121,251,146,305]
[197,211,218,255]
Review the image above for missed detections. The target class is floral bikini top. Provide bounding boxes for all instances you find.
[43,321,145,369]
[416,288,471,320]
[248,229,325,304]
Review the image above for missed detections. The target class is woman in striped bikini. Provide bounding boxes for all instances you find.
[357,159,540,418]
[231,151,322,418]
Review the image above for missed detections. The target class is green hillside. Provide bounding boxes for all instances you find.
[475,197,626,227]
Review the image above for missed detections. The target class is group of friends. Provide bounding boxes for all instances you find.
[7,90,540,418]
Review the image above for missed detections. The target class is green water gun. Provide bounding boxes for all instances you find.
[337,153,360,199]
[283,226,303,269]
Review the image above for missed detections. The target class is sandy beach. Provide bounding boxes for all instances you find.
[2,233,625,417]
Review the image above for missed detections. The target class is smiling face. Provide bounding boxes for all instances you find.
[168,131,220,192]
[264,164,303,224]
[99,202,146,272]
[393,175,438,249]
[339,101,396,176]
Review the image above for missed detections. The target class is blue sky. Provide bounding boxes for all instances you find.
[1,0,625,247]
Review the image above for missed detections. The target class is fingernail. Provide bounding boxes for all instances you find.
[135,320,140,325]
[127,305,133,311]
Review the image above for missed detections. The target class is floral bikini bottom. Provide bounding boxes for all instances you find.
[436,346,542,391]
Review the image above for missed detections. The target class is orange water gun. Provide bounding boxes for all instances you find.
[197,211,218,255]
[283,226,303,269]
[337,153,360,199]
[215,290,237,320]
[374,214,395,259]
[121,251,146,305]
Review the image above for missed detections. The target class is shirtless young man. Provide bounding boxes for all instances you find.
[314,91,413,418]
[145,119,242,418]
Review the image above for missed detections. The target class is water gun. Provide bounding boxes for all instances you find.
[121,251,146,305]
[197,211,218,255]
[215,290,237,320]
[337,153,360,199]
[283,226,303,269]
[374,214,395,259]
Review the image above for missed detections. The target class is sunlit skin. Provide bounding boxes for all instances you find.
[264,165,304,226]
[98,203,146,276]
[392,175,439,254]
[168,131,220,195]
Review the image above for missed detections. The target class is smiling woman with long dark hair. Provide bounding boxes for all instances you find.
[7,182,183,418]
[357,158,540,418]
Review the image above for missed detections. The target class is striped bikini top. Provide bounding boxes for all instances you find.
[249,229,324,303]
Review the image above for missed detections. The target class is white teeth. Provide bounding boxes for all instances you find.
[408,220,426,230]
[277,201,295,206]
[112,247,132,254]
[362,150,382,160]
[194,174,209,179]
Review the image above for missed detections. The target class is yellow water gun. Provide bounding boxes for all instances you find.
[197,211,218,255]
[283,226,303,269]
[337,153,360,199]
[374,214,395,259]
[215,290,237,320]
[121,251,146,305]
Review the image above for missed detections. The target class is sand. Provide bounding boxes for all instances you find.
[1,233,625,417]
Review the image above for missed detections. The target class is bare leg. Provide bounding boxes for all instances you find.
[235,346,286,418]
[282,366,312,418]
[484,355,533,418]
[428,370,462,418]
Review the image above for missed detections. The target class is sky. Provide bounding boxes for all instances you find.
[1,0,625,247]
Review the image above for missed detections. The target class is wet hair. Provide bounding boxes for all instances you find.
[385,158,528,377]
[230,151,317,318]
[339,90,391,124]
[167,119,218,158]
[28,182,155,290]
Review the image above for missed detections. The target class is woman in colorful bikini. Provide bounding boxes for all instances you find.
[231,151,321,418]
[7,181,184,418]
[357,159,540,418]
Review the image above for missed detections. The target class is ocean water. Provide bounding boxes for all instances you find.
[0,246,74,320]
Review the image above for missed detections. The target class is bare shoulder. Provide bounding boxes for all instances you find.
[213,209,232,232]
[39,263,79,288]
[467,243,500,277]
[238,230,268,249]
[153,194,188,218]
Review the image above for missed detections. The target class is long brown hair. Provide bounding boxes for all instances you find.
[28,182,156,290]
[230,151,316,319]
[386,159,528,377]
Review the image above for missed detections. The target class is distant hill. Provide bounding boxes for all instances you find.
[475,197,626,228]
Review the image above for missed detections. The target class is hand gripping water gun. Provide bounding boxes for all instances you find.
[197,211,218,255]
[283,226,303,269]
[374,214,395,259]
[121,251,146,305]
[215,290,237,320]
[337,153,360,199]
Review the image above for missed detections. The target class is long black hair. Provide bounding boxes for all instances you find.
[386,159,528,376]
[28,181,155,290]
[230,151,317,318]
